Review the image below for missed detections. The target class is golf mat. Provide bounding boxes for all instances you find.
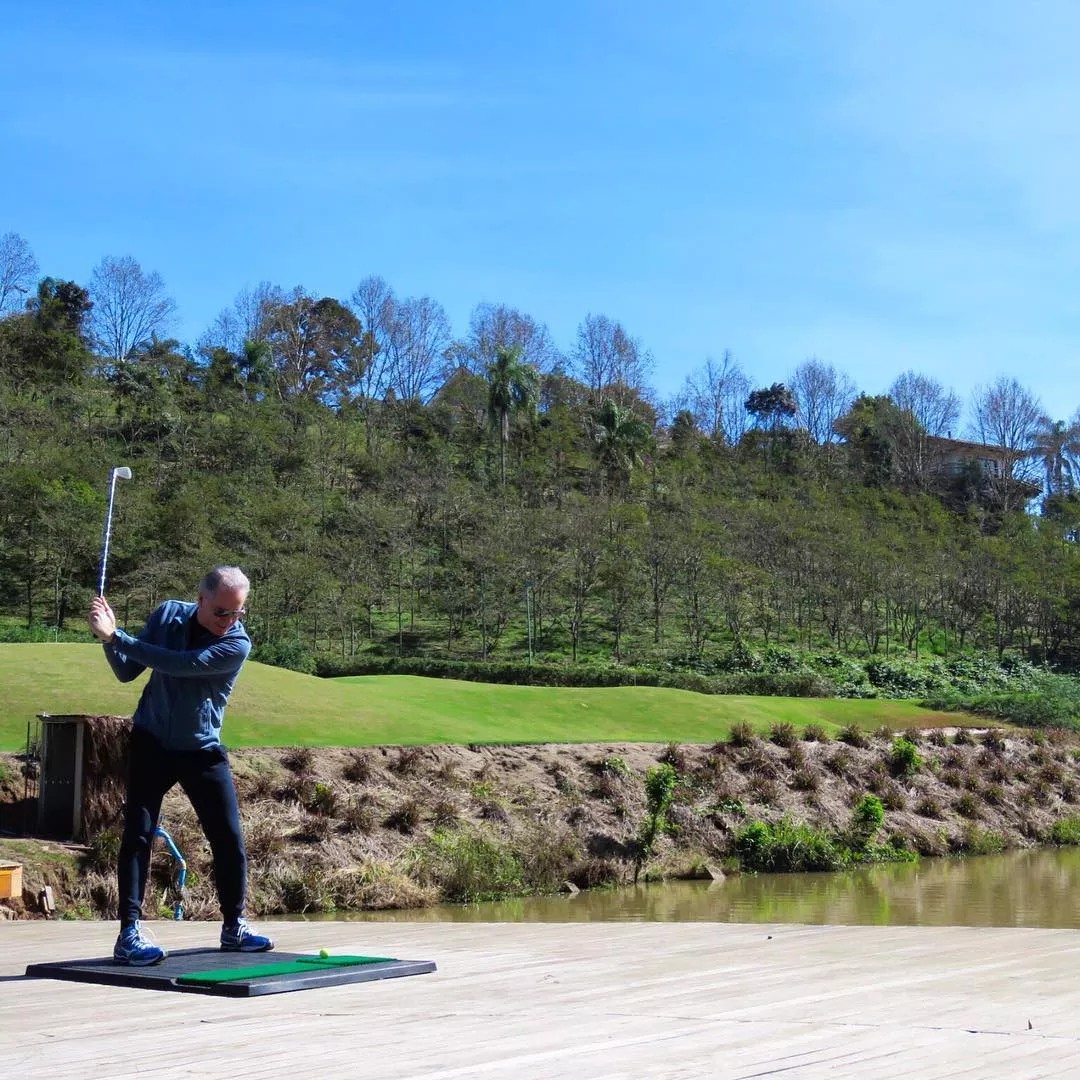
[25,948,437,997]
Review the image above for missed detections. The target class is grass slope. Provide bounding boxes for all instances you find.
[0,643,970,751]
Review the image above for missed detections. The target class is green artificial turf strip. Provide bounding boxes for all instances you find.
[0,643,976,751]
[177,956,395,984]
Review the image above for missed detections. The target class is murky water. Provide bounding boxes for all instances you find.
[276,849,1080,928]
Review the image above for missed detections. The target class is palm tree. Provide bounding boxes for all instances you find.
[591,398,653,491]
[485,345,539,486]
[1033,414,1080,504]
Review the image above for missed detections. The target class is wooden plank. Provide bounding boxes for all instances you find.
[6,922,1080,1077]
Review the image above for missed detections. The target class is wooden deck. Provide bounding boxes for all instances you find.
[5,920,1080,1078]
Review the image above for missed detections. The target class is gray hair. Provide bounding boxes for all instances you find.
[199,565,250,595]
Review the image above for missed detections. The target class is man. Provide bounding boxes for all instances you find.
[88,565,274,966]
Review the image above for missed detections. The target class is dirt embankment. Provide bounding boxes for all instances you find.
[2,721,1079,921]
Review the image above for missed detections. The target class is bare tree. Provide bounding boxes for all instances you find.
[572,313,652,404]
[385,295,452,402]
[889,370,960,436]
[969,376,1048,503]
[88,255,177,363]
[198,281,281,356]
[0,232,39,315]
[682,351,750,444]
[464,302,564,376]
[790,357,856,444]
[887,370,961,490]
[348,275,398,402]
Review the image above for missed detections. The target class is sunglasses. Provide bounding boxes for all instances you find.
[211,607,246,619]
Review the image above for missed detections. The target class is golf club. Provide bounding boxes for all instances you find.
[97,466,132,596]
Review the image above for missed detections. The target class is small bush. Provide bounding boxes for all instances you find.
[307,781,338,817]
[954,793,980,819]
[802,723,830,743]
[408,827,524,902]
[838,725,870,749]
[281,746,314,774]
[735,818,843,873]
[342,751,374,783]
[915,795,943,819]
[848,794,885,851]
[389,746,424,775]
[385,798,423,834]
[888,737,922,778]
[769,722,798,748]
[1049,817,1080,845]
[729,722,757,748]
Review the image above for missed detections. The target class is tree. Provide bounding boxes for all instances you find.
[464,302,563,376]
[591,399,653,491]
[969,377,1047,505]
[261,290,362,403]
[887,371,961,491]
[485,345,539,486]
[0,278,93,391]
[88,255,177,364]
[1033,413,1080,508]
[745,383,797,430]
[682,351,750,444]
[0,232,38,315]
[790,357,855,445]
[385,295,452,402]
[573,313,652,405]
[198,281,281,356]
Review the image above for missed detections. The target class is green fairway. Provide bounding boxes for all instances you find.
[0,643,972,751]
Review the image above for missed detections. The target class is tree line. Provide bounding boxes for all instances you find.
[3,230,1080,673]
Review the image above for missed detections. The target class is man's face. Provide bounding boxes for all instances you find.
[196,584,249,637]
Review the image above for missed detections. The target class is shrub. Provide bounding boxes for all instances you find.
[281,746,314,774]
[888,737,922,778]
[728,722,757,748]
[307,781,338,817]
[385,798,423,834]
[1049,817,1080,845]
[734,818,843,873]
[838,725,870,749]
[954,793,980,819]
[848,794,885,851]
[342,751,374,783]
[658,743,688,770]
[769,722,798,748]
[408,827,524,902]
[802,723,830,743]
[389,746,424,775]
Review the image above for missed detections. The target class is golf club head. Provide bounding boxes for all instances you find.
[113,466,133,480]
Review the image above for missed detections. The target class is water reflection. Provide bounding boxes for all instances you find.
[275,848,1080,928]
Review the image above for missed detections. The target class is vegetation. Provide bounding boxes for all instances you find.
[0,643,976,752]
[2,240,1080,697]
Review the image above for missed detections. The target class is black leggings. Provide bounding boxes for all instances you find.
[118,727,247,927]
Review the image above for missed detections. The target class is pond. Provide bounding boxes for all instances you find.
[276,848,1080,928]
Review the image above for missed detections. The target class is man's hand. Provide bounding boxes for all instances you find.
[89,596,118,644]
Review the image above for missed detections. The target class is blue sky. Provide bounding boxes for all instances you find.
[3,1,1079,427]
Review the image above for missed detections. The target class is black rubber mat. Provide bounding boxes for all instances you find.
[25,947,437,997]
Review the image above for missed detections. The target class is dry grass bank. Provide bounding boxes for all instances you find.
[3,719,1080,921]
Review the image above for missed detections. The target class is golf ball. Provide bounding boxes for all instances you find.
[319,948,330,958]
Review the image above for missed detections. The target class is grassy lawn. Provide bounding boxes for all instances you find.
[0,643,974,751]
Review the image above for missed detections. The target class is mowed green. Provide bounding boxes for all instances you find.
[0,643,971,751]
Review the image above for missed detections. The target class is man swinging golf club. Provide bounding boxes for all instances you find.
[88,565,274,965]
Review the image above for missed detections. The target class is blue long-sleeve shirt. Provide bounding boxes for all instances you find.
[103,599,251,751]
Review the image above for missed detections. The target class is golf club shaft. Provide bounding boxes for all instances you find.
[97,472,119,597]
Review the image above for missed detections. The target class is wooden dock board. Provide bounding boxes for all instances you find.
[4,920,1080,1078]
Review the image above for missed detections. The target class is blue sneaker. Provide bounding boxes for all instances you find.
[220,918,274,953]
[113,921,166,966]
